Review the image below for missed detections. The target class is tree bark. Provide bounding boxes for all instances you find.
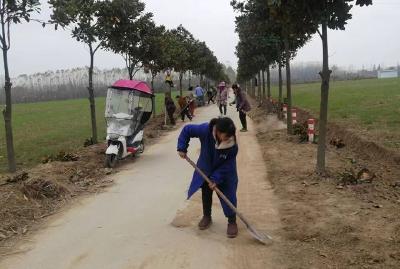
[1,10,16,172]
[151,75,156,118]
[124,54,134,80]
[316,21,331,174]
[278,62,283,120]
[253,77,256,97]
[262,69,266,100]
[88,45,98,144]
[257,71,261,102]
[267,65,271,98]
[179,72,183,96]
[2,48,16,172]
[188,71,191,89]
[284,36,293,135]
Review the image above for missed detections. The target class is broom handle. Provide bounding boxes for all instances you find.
[185,156,250,227]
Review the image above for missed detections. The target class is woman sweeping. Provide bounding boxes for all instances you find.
[177,117,239,238]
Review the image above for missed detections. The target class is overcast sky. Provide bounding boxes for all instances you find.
[1,0,399,77]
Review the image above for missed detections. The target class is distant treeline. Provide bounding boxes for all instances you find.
[1,63,392,104]
[0,67,207,104]
[269,62,384,85]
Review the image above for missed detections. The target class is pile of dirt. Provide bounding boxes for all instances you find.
[249,98,400,268]
[0,113,177,252]
[42,151,79,163]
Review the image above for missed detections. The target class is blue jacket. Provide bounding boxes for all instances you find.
[194,86,204,97]
[177,123,239,217]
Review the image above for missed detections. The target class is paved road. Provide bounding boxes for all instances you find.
[0,102,281,269]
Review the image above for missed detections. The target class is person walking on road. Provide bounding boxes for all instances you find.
[231,84,251,132]
[177,117,239,238]
[216,81,228,116]
[165,93,176,125]
[176,95,193,122]
[207,87,215,105]
[194,85,205,107]
[188,93,196,117]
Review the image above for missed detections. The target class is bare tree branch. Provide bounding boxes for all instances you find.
[93,42,101,54]
[316,27,322,39]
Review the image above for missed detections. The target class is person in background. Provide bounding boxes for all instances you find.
[212,87,217,102]
[194,85,205,106]
[176,95,192,122]
[207,87,215,105]
[177,117,239,238]
[165,70,174,88]
[231,84,251,132]
[188,93,196,117]
[165,93,176,125]
[216,81,228,116]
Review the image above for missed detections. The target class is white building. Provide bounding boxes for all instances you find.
[377,69,398,79]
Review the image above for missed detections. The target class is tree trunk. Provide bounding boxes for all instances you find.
[251,77,254,97]
[179,72,183,96]
[257,71,261,102]
[88,46,98,144]
[128,67,134,80]
[249,79,252,96]
[124,54,134,80]
[284,36,293,135]
[316,21,331,174]
[151,75,156,118]
[262,69,266,100]
[2,45,16,172]
[278,62,283,120]
[188,71,191,89]
[267,65,271,98]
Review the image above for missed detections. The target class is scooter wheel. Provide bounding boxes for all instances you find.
[137,141,145,154]
[106,154,118,168]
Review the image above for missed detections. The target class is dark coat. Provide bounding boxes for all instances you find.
[165,97,176,114]
[235,89,251,112]
[177,123,239,217]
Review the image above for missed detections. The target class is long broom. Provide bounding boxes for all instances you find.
[184,156,272,245]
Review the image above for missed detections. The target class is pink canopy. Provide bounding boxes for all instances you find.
[112,80,153,95]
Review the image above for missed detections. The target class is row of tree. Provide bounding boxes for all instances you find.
[0,66,225,104]
[1,0,226,172]
[231,0,372,174]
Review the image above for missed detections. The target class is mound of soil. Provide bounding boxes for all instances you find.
[0,113,177,252]
[249,98,400,268]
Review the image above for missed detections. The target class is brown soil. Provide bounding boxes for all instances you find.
[249,99,400,268]
[0,114,178,254]
[294,107,400,165]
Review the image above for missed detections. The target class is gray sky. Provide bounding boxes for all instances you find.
[2,0,399,77]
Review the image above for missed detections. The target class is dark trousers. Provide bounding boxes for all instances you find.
[180,107,192,121]
[207,94,215,104]
[239,111,247,130]
[167,111,175,125]
[219,104,227,115]
[202,183,236,224]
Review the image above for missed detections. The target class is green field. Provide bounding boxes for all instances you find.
[270,77,400,148]
[0,92,172,172]
[2,78,399,172]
